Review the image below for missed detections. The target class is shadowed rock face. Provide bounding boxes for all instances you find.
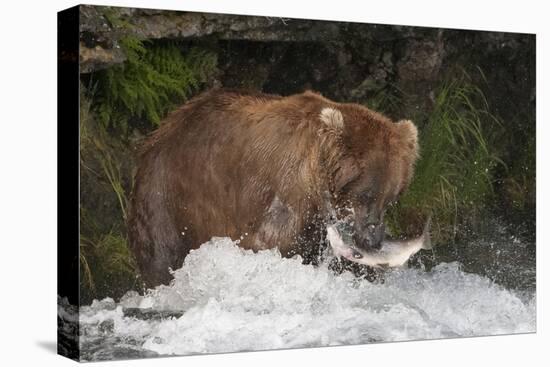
[79,5,446,75]
[79,5,344,73]
[78,5,534,133]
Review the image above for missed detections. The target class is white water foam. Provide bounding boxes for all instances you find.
[79,237,535,358]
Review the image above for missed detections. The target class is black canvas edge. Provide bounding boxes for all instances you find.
[57,4,81,362]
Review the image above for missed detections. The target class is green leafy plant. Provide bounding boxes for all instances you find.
[93,38,217,133]
[386,71,504,242]
[80,227,138,301]
[81,85,129,220]
[80,87,138,302]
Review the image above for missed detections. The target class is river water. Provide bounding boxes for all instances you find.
[66,225,536,361]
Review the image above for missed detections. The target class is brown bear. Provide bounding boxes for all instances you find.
[128,88,419,287]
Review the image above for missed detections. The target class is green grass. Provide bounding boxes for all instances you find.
[386,71,504,242]
[80,87,138,302]
[80,85,129,220]
[80,216,138,302]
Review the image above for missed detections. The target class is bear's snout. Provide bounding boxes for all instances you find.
[354,222,385,251]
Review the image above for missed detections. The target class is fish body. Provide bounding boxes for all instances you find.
[326,217,432,268]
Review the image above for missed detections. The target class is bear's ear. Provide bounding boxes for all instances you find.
[319,107,344,132]
[395,119,419,157]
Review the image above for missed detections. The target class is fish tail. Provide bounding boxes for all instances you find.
[422,215,433,250]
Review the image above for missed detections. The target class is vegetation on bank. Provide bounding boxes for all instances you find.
[79,37,218,302]
[384,70,505,242]
[93,38,217,134]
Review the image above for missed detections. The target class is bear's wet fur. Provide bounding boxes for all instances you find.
[128,89,419,287]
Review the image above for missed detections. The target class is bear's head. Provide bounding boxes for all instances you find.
[319,105,419,252]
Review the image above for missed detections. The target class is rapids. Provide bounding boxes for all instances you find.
[71,236,535,361]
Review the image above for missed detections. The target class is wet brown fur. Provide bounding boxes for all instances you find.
[128,88,419,286]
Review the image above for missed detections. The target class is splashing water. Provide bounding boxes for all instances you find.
[72,236,535,361]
